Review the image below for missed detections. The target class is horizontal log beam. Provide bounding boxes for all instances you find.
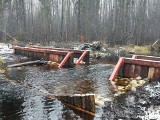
[14,46,69,55]
[29,46,85,54]
[132,55,160,61]
[125,58,160,67]
[61,101,95,116]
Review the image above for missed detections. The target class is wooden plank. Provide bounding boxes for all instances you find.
[123,64,135,78]
[14,46,89,67]
[49,54,61,63]
[123,64,131,78]
[140,66,149,78]
[74,96,81,108]
[133,55,160,61]
[61,101,95,116]
[88,95,95,113]
[125,58,160,67]
[134,65,142,78]
[81,96,86,109]
[58,95,95,116]
[130,65,135,78]
[153,68,160,81]
[31,46,90,64]
[14,46,69,55]
[148,67,155,80]
[109,58,125,81]
[118,65,124,77]
[30,46,85,54]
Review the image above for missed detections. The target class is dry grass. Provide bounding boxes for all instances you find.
[124,45,151,55]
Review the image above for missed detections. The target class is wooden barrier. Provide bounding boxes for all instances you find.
[58,94,95,116]
[29,46,90,65]
[14,46,74,67]
[109,57,160,81]
[13,46,90,67]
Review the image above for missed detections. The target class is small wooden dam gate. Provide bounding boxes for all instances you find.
[109,55,160,81]
[13,46,90,68]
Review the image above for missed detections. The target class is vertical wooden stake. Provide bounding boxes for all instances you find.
[58,52,72,68]
[109,57,125,81]
[76,51,89,65]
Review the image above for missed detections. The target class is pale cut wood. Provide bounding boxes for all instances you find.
[148,67,155,80]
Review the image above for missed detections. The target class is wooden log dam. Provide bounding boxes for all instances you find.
[13,46,90,68]
[109,55,160,82]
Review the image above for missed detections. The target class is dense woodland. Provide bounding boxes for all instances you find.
[0,0,160,46]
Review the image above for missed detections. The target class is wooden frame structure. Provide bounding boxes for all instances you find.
[109,55,160,81]
[132,55,160,61]
[13,46,90,68]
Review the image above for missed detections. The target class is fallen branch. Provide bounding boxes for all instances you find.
[0,28,17,41]
[7,60,47,68]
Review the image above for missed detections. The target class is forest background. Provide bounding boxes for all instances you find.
[0,0,160,46]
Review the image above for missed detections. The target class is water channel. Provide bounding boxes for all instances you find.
[0,50,160,120]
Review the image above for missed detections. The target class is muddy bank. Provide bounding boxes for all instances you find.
[101,81,160,119]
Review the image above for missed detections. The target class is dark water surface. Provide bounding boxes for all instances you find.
[0,53,114,120]
[0,53,160,120]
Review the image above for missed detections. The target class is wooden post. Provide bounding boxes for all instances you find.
[76,51,89,65]
[109,57,125,81]
[58,52,73,68]
[59,95,95,116]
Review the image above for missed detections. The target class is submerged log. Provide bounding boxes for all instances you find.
[57,94,95,116]
[8,79,96,116]
[7,60,47,68]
